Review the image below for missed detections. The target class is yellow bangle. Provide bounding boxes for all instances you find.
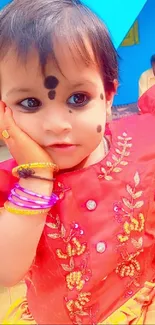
[12,162,59,178]
[4,202,50,216]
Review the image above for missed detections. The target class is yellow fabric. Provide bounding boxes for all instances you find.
[2,297,36,324]
[121,21,139,47]
[102,281,155,325]
[2,281,155,324]
[139,68,155,97]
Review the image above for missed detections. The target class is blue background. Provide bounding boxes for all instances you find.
[115,0,155,105]
[0,0,11,9]
[82,0,146,49]
[1,0,146,48]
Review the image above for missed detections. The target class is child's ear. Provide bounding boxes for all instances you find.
[105,79,119,121]
[106,79,118,100]
[113,79,119,94]
[106,105,112,122]
[105,92,114,122]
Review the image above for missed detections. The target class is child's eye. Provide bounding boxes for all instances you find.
[18,98,42,111]
[67,93,90,107]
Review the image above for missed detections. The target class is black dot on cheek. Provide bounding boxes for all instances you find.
[100,93,104,100]
[48,90,56,100]
[44,76,59,89]
[69,110,73,113]
[97,125,102,133]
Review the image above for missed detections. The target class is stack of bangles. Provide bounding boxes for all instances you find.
[4,162,59,215]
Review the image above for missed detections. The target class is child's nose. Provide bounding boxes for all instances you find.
[42,109,72,135]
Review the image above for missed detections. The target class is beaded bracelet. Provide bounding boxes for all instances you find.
[12,162,59,178]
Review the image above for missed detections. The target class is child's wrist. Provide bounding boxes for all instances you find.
[19,175,54,196]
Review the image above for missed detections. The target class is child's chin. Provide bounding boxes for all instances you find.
[55,156,88,172]
[58,160,82,172]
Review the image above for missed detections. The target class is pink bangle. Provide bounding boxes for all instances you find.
[10,188,53,206]
[15,183,55,200]
[8,195,52,209]
[7,184,59,210]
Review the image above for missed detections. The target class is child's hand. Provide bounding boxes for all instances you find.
[0,101,53,165]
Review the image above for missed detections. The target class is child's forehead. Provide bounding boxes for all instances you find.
[46,43,98,81]
[1,43,99,81]
[0,45,102,90]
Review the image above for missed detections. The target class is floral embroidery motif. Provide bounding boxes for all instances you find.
[116,250,143,278]
[21,300,34,321]
[57,237,87,259]
[114,172,145,283]
[98,132,132,181]
[55,182,70,199]
[46,217,93,324]
[118,214,144,243]
[10,298,34,322]
[66,292,91,313]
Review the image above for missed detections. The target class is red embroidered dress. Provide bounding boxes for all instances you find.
[1,113,155,324]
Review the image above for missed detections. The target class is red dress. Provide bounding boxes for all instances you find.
[1,113,155,324]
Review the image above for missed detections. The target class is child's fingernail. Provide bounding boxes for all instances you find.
[5,107,10,112]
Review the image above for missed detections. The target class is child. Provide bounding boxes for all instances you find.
[0,1,155,324]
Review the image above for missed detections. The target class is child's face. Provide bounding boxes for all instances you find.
[0,45,114,170]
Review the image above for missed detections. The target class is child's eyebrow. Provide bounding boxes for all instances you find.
[6,80,97,97]
[6,87,32,97]
[68,80,97,88]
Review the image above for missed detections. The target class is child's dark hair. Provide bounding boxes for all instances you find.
[0,0,118,92]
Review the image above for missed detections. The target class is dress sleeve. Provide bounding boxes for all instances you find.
[0,160,16,207]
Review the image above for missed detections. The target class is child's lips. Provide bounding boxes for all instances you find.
[47,143,78,152]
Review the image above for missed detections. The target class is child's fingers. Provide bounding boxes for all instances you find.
[0,105,22,152]
[5,107,29,144]
[4,107,18,135]
[0,101,7,141]
[1,107,21,141]
[0,101,6,134]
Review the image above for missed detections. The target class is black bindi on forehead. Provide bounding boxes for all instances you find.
[44,76,59,89]
[48,90,56,100]
[100,93,104,100]
[97,125,102,133]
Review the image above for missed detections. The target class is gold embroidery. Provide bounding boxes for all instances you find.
[117,173,144,245]
[57,182,70,199]
[99,132,132,180]
[47,214,66,239]
[115,172,145,283]
[116,250,143,278]
[118,214,145,243]
[131,237,143,249]
[66,292,91,314]
[66,271,85,290]
[46,216,92,324]
[56,237,87,260]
